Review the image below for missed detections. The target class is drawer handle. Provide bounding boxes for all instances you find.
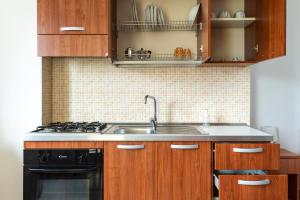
[171,144,199,150]
[238,179,271,186]
[117,145,145,150]
[60,27,85,31]
[233,147,263,153]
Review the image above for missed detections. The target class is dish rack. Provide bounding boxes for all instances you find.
[118,20,203,32]
[113,53,203,66]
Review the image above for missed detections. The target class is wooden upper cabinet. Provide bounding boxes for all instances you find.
[38,0,108,34]
[157,142,212,200]
[104,142,157,200]
[198,0,211,61]
[256,0,286,61]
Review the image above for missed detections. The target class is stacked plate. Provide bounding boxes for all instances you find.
[187,3,200,27]
[145,4,165,29]
[131,0,139,22]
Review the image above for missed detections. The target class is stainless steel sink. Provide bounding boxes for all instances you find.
[113,126,155,134]
[107,125,204,135]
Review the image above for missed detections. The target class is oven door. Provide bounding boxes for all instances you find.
[24,166,102,200]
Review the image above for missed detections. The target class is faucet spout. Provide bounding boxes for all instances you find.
[144,95,158,132]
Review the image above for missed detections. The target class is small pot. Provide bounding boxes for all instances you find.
[125,47,135,59]
[136,48,152,60]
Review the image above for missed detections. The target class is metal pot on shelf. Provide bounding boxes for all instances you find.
[125,47,135,59]
[136,48,152,60]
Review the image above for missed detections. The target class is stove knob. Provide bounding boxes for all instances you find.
[39,153,49,163]
[78,154,86,163]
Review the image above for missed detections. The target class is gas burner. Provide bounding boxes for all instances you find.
[33,122,107,133]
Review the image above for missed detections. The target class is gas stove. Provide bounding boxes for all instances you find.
[32,122,108,133]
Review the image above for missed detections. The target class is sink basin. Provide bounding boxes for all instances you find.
[114,126,155,134]
[109,125,204,135]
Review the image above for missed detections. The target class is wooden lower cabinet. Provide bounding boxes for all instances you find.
[104,141,212,200]
[157,142,212,200]
[104,142,157,200]
[218,175,288,200]
[215,143,280,170]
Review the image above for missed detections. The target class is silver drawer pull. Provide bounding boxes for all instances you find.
[171,144,199,150]
[238,179,271,186]
[117,145,145,150]
[60,27,85,31]
[233,147,263,153]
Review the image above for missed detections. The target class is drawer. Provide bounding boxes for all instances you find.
[214,174,288,200]
[215,143,280,170]
[38,35,109,57]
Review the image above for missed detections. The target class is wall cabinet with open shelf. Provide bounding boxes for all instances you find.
[37,0,286,66]
[208,0,286,64]
[109,0,209,66]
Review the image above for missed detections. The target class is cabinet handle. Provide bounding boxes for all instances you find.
[233,147,263,153]
[238,179,271,186]
[60,27,85,31]
[171,144,198,150]
[117,145,145,150]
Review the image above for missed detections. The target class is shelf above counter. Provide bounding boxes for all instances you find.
[117,20,203,32]
[113,53,203,66]
[211,18,256,28]
[113,60,204,66]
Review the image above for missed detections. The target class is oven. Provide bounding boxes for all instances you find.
[23,149,103,200]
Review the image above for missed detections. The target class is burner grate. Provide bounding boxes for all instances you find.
[33,122,107,133]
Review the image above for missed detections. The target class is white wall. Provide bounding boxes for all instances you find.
[251,0,300,153]
[0,0,42,199]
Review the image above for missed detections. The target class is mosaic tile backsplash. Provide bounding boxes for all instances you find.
[43,58,250,124]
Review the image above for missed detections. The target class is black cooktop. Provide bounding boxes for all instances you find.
[33,122,107,133]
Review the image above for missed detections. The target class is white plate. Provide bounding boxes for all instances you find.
[131,0,135,21]
[157,8,162,26]
[188,3,200,23]
[159,8,165,25]
[133,0,139,22]
[145,5,150,22]
[153,6,157,26]
[150,5,155,28]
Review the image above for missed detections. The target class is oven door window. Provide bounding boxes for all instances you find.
[24,168,101,200]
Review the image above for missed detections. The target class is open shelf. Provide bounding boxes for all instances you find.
[118,20,203,32]
[113,53,203,66]
[211,18,256,28]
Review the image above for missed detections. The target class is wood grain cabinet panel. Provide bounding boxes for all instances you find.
[256,0,286,61]
[38,35,108,57]
[218,175,288,200]
[215,143,280,170]
[197,0,211,61]
[38,0,108,34]
[104,142,157,200]
[157,142,212,200]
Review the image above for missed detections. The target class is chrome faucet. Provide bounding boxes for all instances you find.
[144,95,158,132]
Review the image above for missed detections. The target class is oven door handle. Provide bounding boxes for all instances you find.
[28,167,97,174]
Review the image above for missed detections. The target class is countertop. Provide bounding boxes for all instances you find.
[24,125,273,142]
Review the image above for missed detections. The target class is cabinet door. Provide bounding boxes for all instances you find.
[256,0,286,60]
[197,0,211,61]
[104,142,157,200]
[38,0,108,34]
[38,35,109,56]
[157,142,212,200]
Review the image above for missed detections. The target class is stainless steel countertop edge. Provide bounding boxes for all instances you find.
[23,134,273,142]
[23,124,273,142]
